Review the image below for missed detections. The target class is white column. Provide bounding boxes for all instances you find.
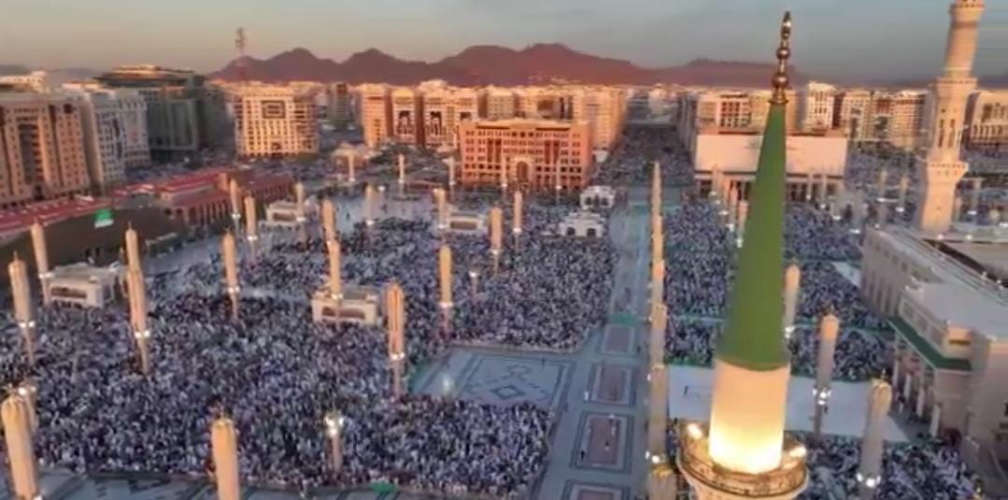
[324,412,345,474]
[858,380,892,499]
[211,417,241,500]
[783,263,801,339]
[930,403,942,437]
[2,395,38,500]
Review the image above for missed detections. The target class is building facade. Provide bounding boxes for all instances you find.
[485,87,516,119]
[95,65,225,156]
[458,119,593,190]
[359,84,391,148]
[63,85,151,185]
[571,87,627,151]
[391,87,422,145]
[232,84,318,157]
[964,90,1008,152]
[799,81,837,131]
[0,71,50,93]
[326,82,351,128]
[861,227,1008,463]
[0,92,92,209]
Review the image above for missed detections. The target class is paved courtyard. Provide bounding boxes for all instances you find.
[667,365,908,442]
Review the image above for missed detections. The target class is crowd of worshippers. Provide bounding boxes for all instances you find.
[662,200,887,330]
[591,126,694,186]
[182,201,613,350]
[797,433,981,500]
[0,292,553,496]
[663,318,889,382]
[0,198,620,496]
[665,426,979,499]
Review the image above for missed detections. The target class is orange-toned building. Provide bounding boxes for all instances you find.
[122,167,292,228]
[458,119,593,191]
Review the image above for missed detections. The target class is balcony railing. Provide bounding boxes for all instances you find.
[675,422,808,497]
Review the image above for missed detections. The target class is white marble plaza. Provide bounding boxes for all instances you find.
[666,365,908,442]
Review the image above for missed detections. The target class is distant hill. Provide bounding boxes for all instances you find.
[212,44,807,87]
[0,64,30,75]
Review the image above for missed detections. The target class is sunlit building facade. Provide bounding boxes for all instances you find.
[458,118,593,190]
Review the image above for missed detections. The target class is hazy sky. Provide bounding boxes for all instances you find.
[4,0,1006,81]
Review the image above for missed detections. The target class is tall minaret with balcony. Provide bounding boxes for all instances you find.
[676,12,808,500]
[915,0,985,234]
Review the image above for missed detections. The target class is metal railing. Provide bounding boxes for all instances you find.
[676,422,808,497]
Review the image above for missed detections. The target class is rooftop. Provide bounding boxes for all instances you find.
[879,226,1008,339]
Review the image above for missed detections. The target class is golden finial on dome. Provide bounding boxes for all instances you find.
[771,11,792,104]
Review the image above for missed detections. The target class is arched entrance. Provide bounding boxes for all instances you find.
[511,155,534,190]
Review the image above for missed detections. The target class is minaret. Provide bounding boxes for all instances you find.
[125,224,142,271]
[385,282,406,398]
[915,0,985,234]
[677,13,808,499]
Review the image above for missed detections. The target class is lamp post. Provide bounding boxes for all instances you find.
[324,411,346,474]
[468,268,479,295]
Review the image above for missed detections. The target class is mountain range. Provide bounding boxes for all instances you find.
[212,43,810,87]
[4,43,1006,88]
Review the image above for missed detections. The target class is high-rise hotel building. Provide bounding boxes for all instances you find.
[63,83,150,180]
[232,84,319,157]
[458,118,592,190]
[0,92,92,209]
[359,84,391,148]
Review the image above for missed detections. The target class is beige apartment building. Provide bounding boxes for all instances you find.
[571,87,627,151]
[485,87,516,119]
[964,90,1008,152]
[861,226,1008,464]
[326,82,351,127]
[0,92,92,209]
[391,87,422,145]
[458,118,593,190]
[835,88,874,141]
[359,84,391,148]
[95,65,224,155]
[677,88,798,146]
[799,81,837,131]
[232,84,318,157]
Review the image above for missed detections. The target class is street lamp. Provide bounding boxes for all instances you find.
[468,269,479,294]
[324,411,346,474]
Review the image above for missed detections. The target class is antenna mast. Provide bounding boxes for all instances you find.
[235,27,248,82]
